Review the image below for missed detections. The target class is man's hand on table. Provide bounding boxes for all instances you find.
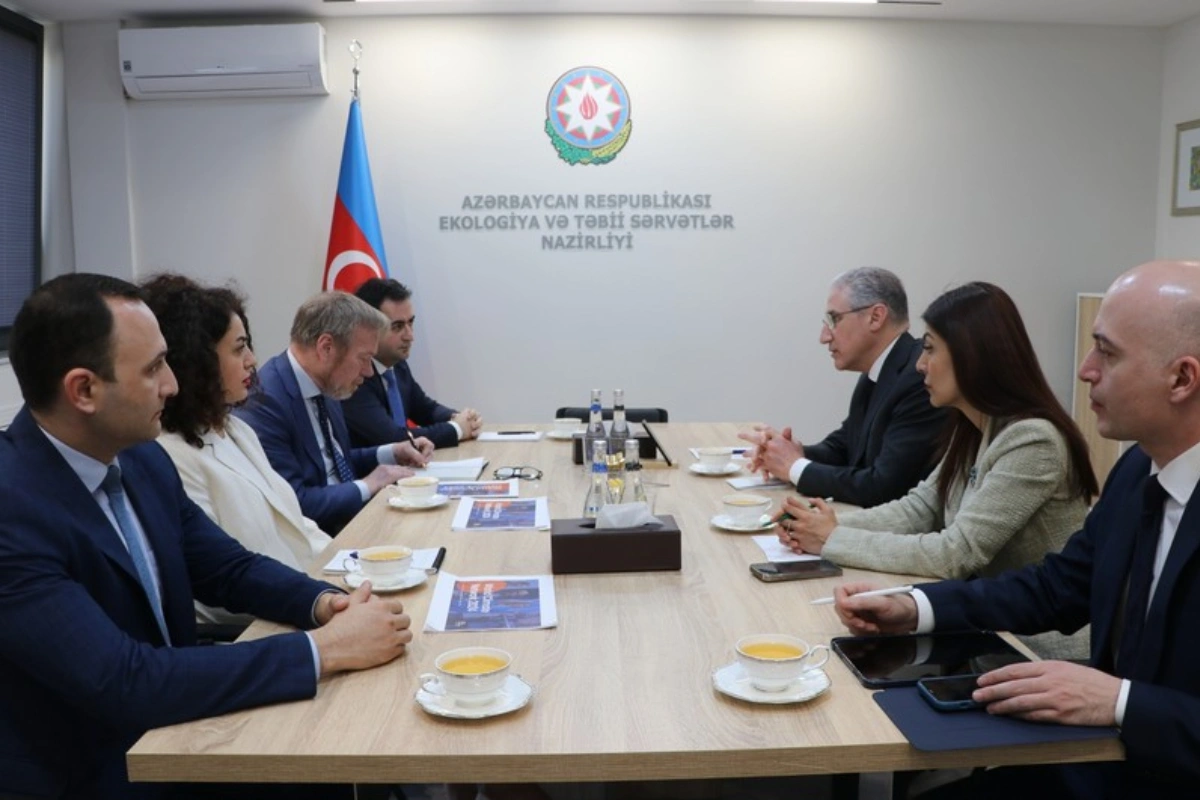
[833,581,919,635]
[453,408,483,440]
[974,661,1121,727]
[311,582,413,676]
[364,464,415,496]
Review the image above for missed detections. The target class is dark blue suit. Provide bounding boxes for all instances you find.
[236,352,381,534]
[799,332,945,507]
[922,446,1200,796]
[0,408,331,799]
[341,361,459,450]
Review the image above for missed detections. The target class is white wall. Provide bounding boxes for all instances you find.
[1157,14,1200,259]
[52,16,1163,433]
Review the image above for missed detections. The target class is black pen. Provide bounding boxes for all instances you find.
[498,430,536,435]
[430,546,447,572]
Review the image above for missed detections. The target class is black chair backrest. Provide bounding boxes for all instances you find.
[555,407,669,423]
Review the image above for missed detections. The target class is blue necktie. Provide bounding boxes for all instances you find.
[382,368,406,427]
[314,395,356,484]
[1116,475,1167,679]
[101,465,171,645]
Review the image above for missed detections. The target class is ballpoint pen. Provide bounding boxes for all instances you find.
[810,585,915,606]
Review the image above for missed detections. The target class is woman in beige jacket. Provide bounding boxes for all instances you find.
[145,274,331,625]
[778,282,1098,659]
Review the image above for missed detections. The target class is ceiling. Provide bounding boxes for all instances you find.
[8,0,1200,27]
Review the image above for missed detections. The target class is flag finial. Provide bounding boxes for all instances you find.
[348,39,363,99]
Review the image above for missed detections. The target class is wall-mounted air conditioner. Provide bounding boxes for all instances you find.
[118,23,328,100]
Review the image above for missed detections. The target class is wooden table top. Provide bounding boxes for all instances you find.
[128,422,1122,784]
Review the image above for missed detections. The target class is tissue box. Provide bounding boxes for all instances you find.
[550,515,681,574]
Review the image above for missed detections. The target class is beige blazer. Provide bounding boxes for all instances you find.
[159,415,332,624]
[822,417,1090,659]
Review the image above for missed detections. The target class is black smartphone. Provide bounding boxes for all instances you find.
[917,674,984,712]
[749,559,843,582]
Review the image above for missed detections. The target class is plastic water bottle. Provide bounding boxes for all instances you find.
[583,389,606,466]
[582,440,610,519]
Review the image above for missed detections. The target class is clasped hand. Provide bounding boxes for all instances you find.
[774,495,837,554]
[738,424,805,480]
[313,582,413,676]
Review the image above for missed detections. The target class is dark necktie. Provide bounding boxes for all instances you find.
[1115,475,1167,679]
[860,377,876,410]
[101,465,171,645]
[314,395,355,484]
[381,368,407,427]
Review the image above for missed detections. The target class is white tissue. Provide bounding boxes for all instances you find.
[595,502,661,529]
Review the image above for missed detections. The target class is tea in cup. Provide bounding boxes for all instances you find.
[397,476,439,500]
[553,418,581,435]
[696,447,733,470]
[722,493,771,526]
[346,545,413,584]
[735,634,829,692]
[422,647,512,706]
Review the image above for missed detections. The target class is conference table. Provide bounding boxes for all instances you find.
[127,423,1122,790]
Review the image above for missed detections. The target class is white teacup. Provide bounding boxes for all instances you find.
[722,493,771,526]
[553,418,581,435]
[735,634,829,692]
[397,476,439,500]
[696,447,733,470]
[422,647,512,706]
[345,545,413,584]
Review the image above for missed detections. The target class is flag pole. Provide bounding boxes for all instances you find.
[349,39,362,100]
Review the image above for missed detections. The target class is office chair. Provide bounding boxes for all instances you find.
[555,407,669,423]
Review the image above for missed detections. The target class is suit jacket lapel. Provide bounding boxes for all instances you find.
[850,333,912,465]
[217,423,300,528]
[1091,480,1146,672]
[120,451,192,642]
[8,410,165,631]
[274,355,325,477]
[1139,491,1200,677]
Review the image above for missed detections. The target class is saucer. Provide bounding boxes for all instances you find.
[711,513,774,533]
[546,430,580,441]
[415,674,534,719]
[388,494,450,511]
[689,463,741,477]
[344,568,428,593]
[711,662,831,705]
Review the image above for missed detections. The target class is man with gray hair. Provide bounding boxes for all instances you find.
[238,292,432,533]
[741,267,944,506]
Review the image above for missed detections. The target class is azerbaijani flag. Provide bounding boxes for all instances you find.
[323,98,389,292]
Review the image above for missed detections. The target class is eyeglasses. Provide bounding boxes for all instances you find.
[822,304,876,330]
[493,466,543,481]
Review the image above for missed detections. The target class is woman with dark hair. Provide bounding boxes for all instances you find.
[143,274,331,624]
[778,282,1097,658]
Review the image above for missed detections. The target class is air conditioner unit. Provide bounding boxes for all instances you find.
[118,23,328,100]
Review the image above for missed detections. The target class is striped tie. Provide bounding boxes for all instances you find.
[314,395,356,484]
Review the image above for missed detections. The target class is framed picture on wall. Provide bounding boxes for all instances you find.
[1173,119,1200,216]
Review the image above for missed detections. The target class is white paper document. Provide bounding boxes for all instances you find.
[478,431,544,442]
[424,572,558,632]
[751,535,822,563]
[322,547,442,574]
[413,457,487,481]
[726,475,789,490]
[451,496,551,531]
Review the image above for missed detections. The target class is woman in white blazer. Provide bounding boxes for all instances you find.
[144,274,331,624]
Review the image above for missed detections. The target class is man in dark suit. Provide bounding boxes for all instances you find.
[834,260,1200,797]
[0,274,413,800]
[236,291,432,533]
[342,278,482,450]
[742,267,945,507]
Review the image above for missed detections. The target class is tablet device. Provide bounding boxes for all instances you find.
[832,631,1029,688]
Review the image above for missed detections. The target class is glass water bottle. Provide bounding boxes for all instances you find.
[622,438,647,505]
[609,388,630,456]
[582,440,610,519]
[583,389,606,467]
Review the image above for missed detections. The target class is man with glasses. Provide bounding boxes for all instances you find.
[742,267,944,507]
[237,292,432,534]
